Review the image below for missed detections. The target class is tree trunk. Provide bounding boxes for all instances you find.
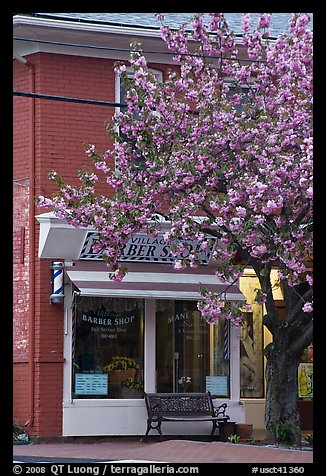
[255,267,312,447]
[264,335,301,446]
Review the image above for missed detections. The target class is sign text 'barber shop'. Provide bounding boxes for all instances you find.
[79,232,216,264]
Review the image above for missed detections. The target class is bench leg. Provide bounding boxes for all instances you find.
[144,418,163,441]
[218,422,228,442]
[211,420,218,437]
[157,420,163,441]
[144,419,151,442]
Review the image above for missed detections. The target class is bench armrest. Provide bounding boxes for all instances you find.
[213,402,229,419]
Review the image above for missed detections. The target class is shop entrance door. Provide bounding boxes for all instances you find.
[156,300,209,393]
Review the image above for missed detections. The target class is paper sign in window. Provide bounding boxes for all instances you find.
[206,376,228,396]
[75,373,108,395]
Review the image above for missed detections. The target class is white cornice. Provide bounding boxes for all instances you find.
[13,14,173,63]
[13,14,252,64]
[13,15,163,38]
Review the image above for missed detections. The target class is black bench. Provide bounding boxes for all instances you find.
[144,392,230,440]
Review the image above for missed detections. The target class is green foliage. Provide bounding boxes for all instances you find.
[13,419,30,443]
[275,422,296,444]
[13,419,22,437]
[227,434,241,443]
[304,433,313,445]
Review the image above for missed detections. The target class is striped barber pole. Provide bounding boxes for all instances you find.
[223,319,230,360]
[71,315,75,360]
[53,262,63,294]
[50,261,64,303]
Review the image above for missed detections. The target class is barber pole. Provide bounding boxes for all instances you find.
[223,319,230,360]
[71,315,75,360]
[50,261,64,304]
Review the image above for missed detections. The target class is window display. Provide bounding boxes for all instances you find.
[298,344,313,399]
[240,312,264,398]
[72,296,144,399]
[156,300,230,396]
[239,273,265,398]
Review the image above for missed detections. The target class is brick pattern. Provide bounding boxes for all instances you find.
[13,174,30,427]
[14,58,32,429]
[13,181,30,361]
[13,438,313,464]
[13,51,175,436]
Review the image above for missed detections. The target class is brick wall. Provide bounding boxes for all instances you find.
[13,58,31,427]
[13,50,172,436]
[14,52,118,436]
[13,181,30,361]
[35,53,116,199]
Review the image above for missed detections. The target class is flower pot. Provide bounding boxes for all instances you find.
[235,423,253,439]
[109,369,137,384]
[121,387,143,399]
[219,421,236,442]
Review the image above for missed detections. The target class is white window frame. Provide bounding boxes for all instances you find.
[115,66,163,118]
[113,66,163,170]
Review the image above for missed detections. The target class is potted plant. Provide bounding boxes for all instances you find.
[178,376,192,392]
[13,419,31,445]
[103,356,139,383]
[121,377,144,398]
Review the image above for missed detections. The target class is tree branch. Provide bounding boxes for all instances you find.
[288,320,313,356]
[263,313,278,335]
[286,288,313,324]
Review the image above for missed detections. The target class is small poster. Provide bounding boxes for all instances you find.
[206,376,228,396]
[298,363,313,398]
[75,373,108,395]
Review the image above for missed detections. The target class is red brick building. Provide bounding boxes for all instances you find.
[13,14,178,436]
[14,13,310,438]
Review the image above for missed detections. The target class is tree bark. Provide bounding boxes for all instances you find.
[264,337,302,446]
[260,269,312,446]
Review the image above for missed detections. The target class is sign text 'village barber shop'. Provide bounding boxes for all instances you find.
[79,232,217,264]
[79,307,138,340]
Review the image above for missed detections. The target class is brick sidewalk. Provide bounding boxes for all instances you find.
[13,438,313,464]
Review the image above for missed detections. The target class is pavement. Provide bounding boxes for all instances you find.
[12,434,314,465]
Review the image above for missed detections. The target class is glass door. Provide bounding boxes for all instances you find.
[156,300,229,395]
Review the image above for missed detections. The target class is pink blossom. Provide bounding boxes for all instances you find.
[258,13,272,29]
[155,13,165,22]
[302,302,313,313]
[85,144,95,156]
[173,260,185,270]
[241,13,251,33]
[306,275,313,286]
[38,12,313,327]
[114,64,127,75]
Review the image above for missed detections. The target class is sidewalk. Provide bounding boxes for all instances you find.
[13,436,313,464]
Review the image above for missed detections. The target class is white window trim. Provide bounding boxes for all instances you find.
[115,66,163,114]
[114,66,163,168]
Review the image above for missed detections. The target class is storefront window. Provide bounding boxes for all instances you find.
[239,273,265,398]
[72,296,144,399]
[240,311,264,397]
[156,300,230,397]
[298,344,313,399]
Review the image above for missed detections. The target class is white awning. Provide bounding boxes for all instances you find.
[66,261,246,301]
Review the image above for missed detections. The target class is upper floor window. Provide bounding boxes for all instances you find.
[114,67,163,170]
[115,66,163,115]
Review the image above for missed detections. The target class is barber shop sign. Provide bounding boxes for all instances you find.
[79,232,217,265]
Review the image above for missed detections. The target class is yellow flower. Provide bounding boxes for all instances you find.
[121,377,143,389]
[103,356,139,373]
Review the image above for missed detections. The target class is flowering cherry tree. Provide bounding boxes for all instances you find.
[38,13,313,444]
